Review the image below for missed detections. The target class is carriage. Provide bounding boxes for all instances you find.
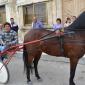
[0,42,22,84]
[0,37,44,84]
[0,11,85,85]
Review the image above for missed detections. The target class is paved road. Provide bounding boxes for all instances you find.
[0,53,85,85]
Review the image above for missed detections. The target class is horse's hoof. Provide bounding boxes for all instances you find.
[70,82,75,85]
[37,78,43,82]
[27,81,33,85]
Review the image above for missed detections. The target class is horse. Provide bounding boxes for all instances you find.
[23,11,85,85]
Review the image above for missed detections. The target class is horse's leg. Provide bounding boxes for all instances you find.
[69,58,79,85]
[23,47,34,84]
[26,62,31,83]
[33,52,42,80]
[25,55,34,84]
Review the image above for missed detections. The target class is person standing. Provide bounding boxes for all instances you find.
[10,18,19,33]
[52,18,64,36]
[64,17,72,27]
[32,16,44,29]
[71,16,77,23]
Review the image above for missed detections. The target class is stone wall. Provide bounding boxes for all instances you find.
[0,0,85,42]
[62,0,85,22]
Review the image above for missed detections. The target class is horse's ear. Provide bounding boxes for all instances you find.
[68,11,85,30]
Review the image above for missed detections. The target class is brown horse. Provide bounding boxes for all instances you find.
[23,12,85,85]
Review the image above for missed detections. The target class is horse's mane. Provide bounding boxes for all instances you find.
[68,11,85,30]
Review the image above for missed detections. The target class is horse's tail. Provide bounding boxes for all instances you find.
[23,45,28,72]
[23,45,33,73]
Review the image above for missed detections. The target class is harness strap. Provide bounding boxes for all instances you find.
[59,35,66,57]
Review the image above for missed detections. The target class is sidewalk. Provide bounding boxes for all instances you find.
[4,53,85,85]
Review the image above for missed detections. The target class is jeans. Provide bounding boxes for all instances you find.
[0,45,6,61]
[0,45,6,51]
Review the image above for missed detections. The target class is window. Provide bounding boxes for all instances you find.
[23,5,33,25]
[0,5,6,23]
[23,2,47,25]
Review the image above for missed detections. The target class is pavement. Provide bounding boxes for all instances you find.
[0,52,85,85]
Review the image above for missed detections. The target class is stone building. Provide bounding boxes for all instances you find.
[0,0,85,27]
[16,0,85,29]
[0,0,85,41]
[0,0,16,23]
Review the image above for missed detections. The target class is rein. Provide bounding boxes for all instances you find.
[1,30,83,56]
[40,29,58,39]
[1,29,85,66]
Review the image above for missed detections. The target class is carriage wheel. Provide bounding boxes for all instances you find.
[0,61,9,84]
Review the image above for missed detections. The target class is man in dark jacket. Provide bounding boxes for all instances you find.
[10,18,19,33]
